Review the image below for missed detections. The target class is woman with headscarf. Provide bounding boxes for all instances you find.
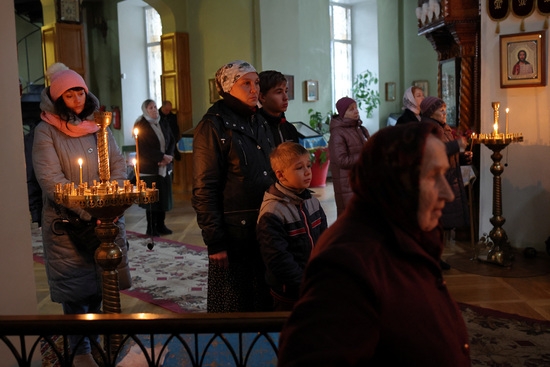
[329,96,370,216]
[420,96,471,269]
[33,63,130,367]
[395,85,425,125]
[278,123,471,366]
[134,99,175,236]
[192,60,276,312]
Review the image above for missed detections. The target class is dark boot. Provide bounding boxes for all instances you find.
[156,211,172,235]
[145,210,159,237]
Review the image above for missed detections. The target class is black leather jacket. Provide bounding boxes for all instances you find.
[192,96,276,256]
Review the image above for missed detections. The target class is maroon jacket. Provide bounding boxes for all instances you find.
[280,122,471,366]
[278,197,471,366]
[328,115,369,216]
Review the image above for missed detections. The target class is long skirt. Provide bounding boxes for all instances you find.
[139,173,173,212]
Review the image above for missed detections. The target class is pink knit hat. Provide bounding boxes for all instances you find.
[47,63,88,102]
[336,97,356,117]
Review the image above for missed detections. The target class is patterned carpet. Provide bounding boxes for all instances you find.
[32,228,208,313]
[459,303,550,366]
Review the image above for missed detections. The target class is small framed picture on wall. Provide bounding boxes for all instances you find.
[305,80,318,102]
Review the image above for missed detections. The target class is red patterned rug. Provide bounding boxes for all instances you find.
[459,302,550,366]
[32,228,208,313]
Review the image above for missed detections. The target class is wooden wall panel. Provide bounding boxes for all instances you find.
[161,32,192,196]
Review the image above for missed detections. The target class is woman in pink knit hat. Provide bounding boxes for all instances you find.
[33,63,131,367]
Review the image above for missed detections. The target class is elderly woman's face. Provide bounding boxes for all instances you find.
[417,135,454,231]
[229,72,260,107]
[146,102,159,119]
[430,104,447,124]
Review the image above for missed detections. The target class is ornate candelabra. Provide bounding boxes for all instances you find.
[54,111,158,353]
[471,102,523,267]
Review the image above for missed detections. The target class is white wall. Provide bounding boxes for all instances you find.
[258,0,332,124]
[118,0,150,146]
[480,13,550,251]
[353,0,379,133]
[0,0,40,364]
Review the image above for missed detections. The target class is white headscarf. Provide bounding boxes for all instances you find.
[402,86,420,116]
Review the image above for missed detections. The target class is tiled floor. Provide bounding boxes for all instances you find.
[35,181,550,320]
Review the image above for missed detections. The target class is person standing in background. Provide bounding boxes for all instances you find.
[328,97,370,216]
[134,99,175,237]
[193,60,276,313]
[396,86,425,125]
[420,96,471,270]
[258,70,300,146]
[159,100,181,161]
[33,63,131,367]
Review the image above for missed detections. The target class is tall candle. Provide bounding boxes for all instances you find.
[132,158,139,186]
[78,158,83,185]
[505,108,509,135]
[133,128,140,186]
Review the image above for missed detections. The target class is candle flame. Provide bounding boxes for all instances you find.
[133,128,139,137]
[132,158,137,166]
[506,108,509,113]
[78,158,83,167]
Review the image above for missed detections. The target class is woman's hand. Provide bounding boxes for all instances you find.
[209,250,229,269]
[159,154,173,166]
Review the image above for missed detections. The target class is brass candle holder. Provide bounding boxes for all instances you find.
[54,111,158,353]
[471,102,523,267]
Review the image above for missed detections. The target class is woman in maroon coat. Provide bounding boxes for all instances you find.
[278,122,471,367]
[328,97,370,216]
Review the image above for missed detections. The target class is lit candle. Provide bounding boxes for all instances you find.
[493,122,498,137]
[132,158,139,186]
[133,128,140,186]
[505,108,509,136]
[78,158,83,185]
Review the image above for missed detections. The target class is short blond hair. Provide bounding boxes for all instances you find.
[270,142,309,172]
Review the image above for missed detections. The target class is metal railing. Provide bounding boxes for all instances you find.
[0,312,288,367]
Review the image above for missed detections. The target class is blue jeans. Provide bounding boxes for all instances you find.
[62,295,102,355]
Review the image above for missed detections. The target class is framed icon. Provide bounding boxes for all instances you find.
[500,30,547,88]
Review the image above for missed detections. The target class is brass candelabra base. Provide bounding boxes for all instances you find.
[471,137,522,267]
[55,186,158,354]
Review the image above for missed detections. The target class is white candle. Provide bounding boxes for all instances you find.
[78,158,83,185]
[132,158,139,186]
[505,108,509,135]
[133,128,140,186]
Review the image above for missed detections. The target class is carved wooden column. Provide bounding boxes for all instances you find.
[418,0,480,133]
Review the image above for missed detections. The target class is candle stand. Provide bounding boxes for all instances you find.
[471,133,523,267]
[54,111,158,355]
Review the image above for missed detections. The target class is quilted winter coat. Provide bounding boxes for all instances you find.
[328,115,370,216]
[33,89,131,304]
